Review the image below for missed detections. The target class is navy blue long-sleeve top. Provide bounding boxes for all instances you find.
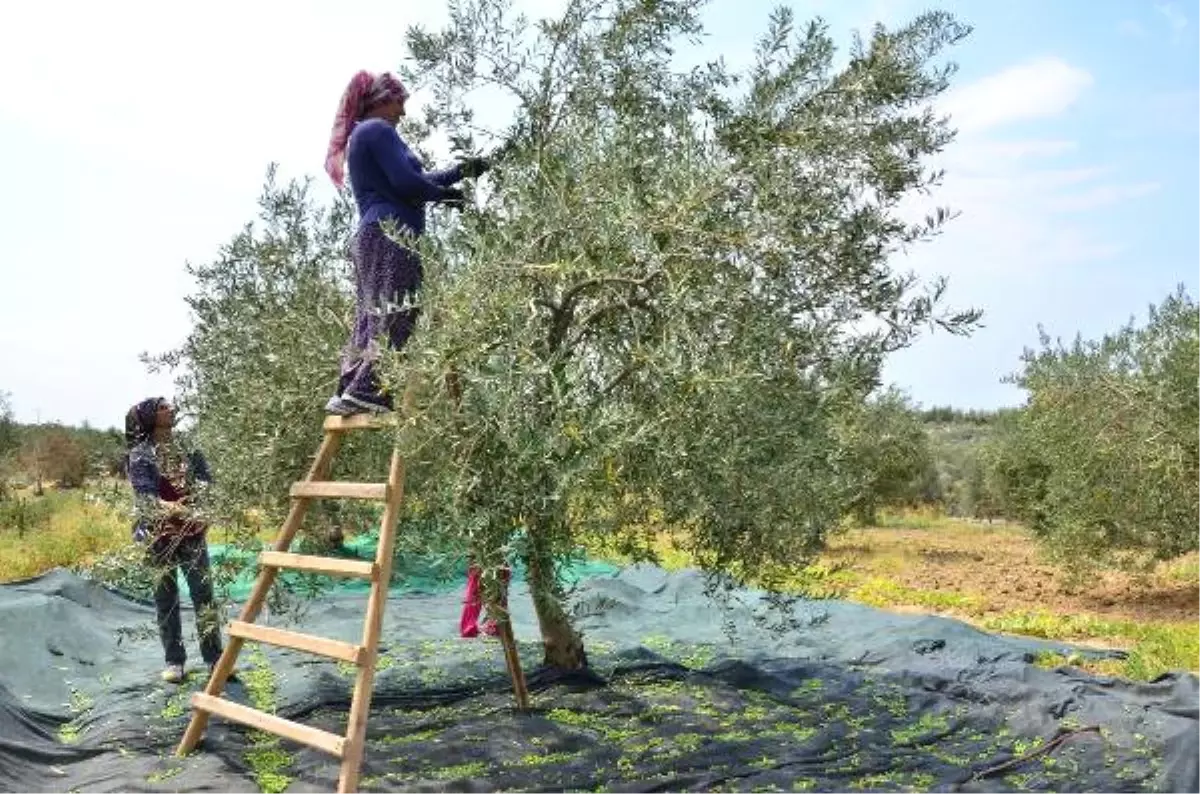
[346,118,463,236]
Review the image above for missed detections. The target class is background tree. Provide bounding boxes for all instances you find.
[917,406,1016,518]
[976,408,1048,525]
[836,387,936,525]
[0,393,15,457]
[17,425,90,491]
[68,422,127,480]
[1001,285,1199,570]
[0,392,17,499]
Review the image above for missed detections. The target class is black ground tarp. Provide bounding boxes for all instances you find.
[0,566,1196,793]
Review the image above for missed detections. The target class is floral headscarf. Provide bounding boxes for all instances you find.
[324,70,411,189]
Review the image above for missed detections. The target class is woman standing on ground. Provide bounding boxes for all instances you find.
[125,397,231,684]
[323,69,489,416]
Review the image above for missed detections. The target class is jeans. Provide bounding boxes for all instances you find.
[147,532,224,667]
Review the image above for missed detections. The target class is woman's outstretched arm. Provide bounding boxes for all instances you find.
[424,164,465,187]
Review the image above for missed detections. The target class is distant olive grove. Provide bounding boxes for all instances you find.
[0,396,125,498]
[853,287,1198,573]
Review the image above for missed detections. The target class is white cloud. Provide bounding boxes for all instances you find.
[937,57,1093,134]
[1046,181,1161,213]
[1109,89,1200,138]
[849,0,921,34]
[0,0,560,200]
[949,139,1078,161]
[896,56,1148,280]
[895,59,1099,271]
[881,55,1163,406]
[0,0,569,426]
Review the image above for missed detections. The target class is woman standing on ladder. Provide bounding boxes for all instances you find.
[323,69,489,416]
[322,70,503,639]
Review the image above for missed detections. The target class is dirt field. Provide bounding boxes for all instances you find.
[792,517,1197,680]
[824,522,1199,625]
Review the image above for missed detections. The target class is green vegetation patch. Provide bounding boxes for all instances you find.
[242,647,295,794]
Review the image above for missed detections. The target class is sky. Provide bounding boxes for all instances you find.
[0,0,1196,428]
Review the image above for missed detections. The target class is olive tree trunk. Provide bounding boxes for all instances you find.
[523,527,588,669]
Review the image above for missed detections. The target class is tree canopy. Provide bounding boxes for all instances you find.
[994,285,1199,571]
[836,387,936,526]
[380,0,980,665]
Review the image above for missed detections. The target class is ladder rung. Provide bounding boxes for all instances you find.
[259,551,378,579]
[290,481,388,500]
[229,621,365,664]
[323,414,398,431]
[191,693,345,757]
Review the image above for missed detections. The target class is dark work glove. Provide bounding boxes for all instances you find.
[441,187,467,210]
[459,157,491,179]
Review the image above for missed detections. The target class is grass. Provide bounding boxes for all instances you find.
[0,480,284,582]
[56,682,94,744]
[1004,612,1199,680]
[826,514,1198,681]
[0,488,127,582]
[242,646,295,794]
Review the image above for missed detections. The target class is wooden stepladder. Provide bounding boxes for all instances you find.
[176,403,529,793]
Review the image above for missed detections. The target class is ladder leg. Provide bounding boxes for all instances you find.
[442,371,529,707]
[496,608,530,711]
[338,444,406,793]
[177,431,343,756]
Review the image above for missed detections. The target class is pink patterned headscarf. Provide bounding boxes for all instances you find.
[324,70,411,189]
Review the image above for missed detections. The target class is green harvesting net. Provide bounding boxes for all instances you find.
[198,533,621,602]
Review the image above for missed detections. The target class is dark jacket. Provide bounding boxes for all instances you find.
[127,442,212,542]
[123,398,212,542]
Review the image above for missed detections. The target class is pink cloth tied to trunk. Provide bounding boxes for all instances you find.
[461,565,512,638]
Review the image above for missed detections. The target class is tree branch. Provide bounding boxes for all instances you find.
[560,270,662,313]
[566,295,655,353]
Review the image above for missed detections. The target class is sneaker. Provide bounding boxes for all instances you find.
[161,664,185,684]
[341,391,394,414]
[326,397,366,416]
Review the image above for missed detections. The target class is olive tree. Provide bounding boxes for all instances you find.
[835,387,935,525]
[1000,285,1199,570]
[143,0,980,668]
[977,408,1049,525]
[374,0,981,667]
